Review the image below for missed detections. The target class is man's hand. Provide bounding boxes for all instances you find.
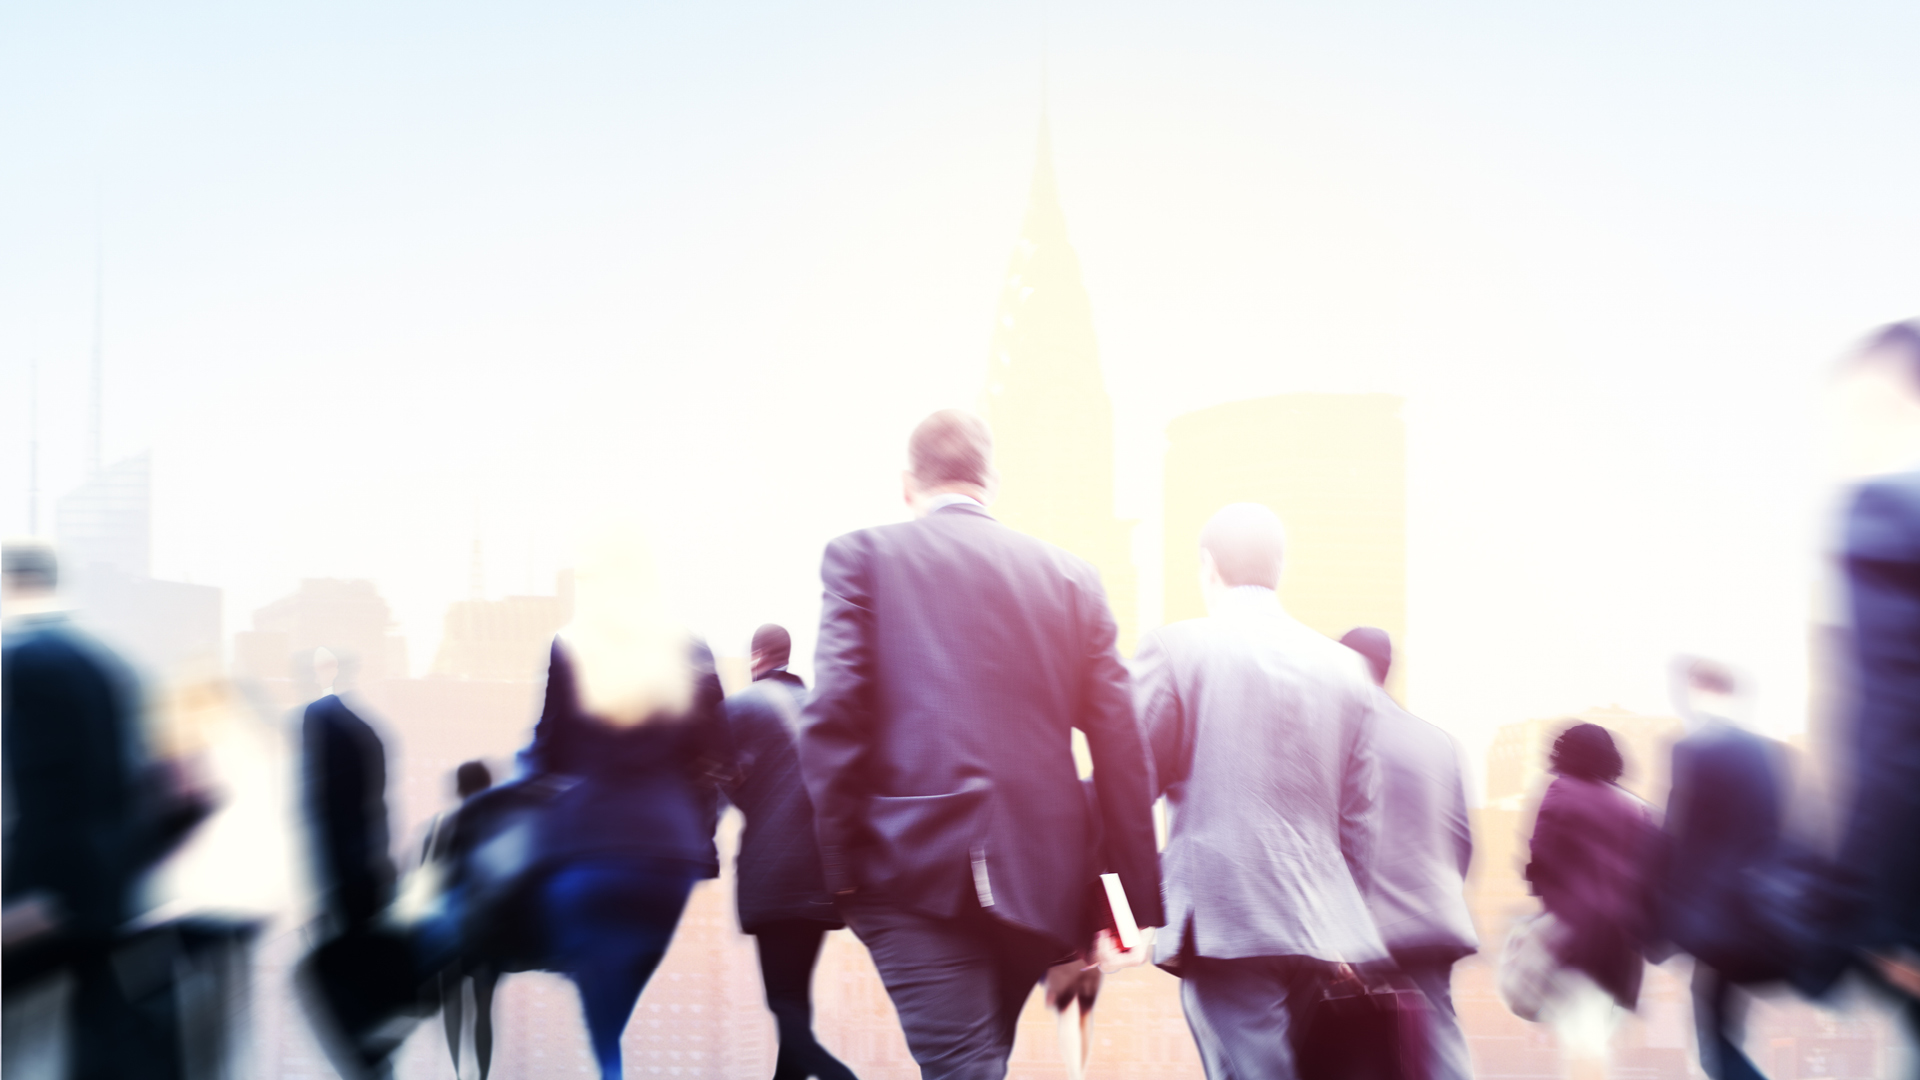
[1091,926,1155,974]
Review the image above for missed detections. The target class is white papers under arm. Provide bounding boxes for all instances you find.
[1100,872,1141,950]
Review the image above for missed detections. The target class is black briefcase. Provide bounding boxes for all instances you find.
[1292,969,1430,1080]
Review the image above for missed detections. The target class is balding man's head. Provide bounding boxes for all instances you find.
[1199,503,1286,590]
[908,410,994,491]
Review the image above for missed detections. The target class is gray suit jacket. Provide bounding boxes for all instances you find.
[1363,690,1477,961]
[1135,588,1387,966]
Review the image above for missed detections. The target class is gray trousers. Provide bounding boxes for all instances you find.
[1179,956,1323,1080]
[844,897,1061,1080]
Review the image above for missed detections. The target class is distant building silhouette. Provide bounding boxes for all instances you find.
[233,578,408,685]
[1162,394,1405,687]
[430,572,573,681]
[55,451,221,676]
[57,452,150,578]
[981,117,1138,652]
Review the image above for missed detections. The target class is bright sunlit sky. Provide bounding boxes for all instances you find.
[4,1,1917,770]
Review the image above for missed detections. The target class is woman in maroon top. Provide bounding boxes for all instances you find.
[1525,722,1659,1078]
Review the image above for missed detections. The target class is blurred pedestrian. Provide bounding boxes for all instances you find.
[1133,504,1388,1080]
[725,623,857,1080]
[302,647,397,936]
[518,523,731,1080]
[798,410,1163,1080]
[1659,658,1792,1080]
[297,646,407,1079]
[430,760,499,1080]
[1341,626,1477,1080]
[2,539,178,1079]
[1834,319,1920,1053]
[1523,722,1658,1080]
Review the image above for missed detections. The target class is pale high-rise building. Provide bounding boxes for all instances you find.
[1162,394,1406,686]
[982,118,1138,652]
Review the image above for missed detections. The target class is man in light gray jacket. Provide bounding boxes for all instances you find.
[1134,503,1387,1080]
[1341,626,1478,1080]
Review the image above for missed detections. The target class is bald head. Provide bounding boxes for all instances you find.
[908,410,994,492]
[1199,503,1286,590]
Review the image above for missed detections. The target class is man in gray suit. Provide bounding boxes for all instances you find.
[1340,626,1477,1080]
[1134,503,1387,1080]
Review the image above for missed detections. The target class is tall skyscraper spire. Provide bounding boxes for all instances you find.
[982,116,1138,650]
[88,241,104,475]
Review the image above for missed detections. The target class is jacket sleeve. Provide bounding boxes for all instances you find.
[1338,690,1382,900]
[797,533,878,894]
[1076,571,1165,929]
[1840,479,1920,945]
[1131,628,1188,800]
[1447,734,1474,880]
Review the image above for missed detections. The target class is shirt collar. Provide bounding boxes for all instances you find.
[923,493,985,514]
[1211,585,1285,617]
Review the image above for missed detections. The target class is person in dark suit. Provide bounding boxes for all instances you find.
[1659,659,1790,1080]
[519,524,732,1080]
[302,647,398,933]
[798,410,1163,1080]
[1133,504,1386,1080]
[2,539,175,1080]
[1340,626,1477,1080]
[1834,319,1920,1042]
[726,623,857,1080]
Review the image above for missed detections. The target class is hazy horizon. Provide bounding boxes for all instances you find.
[6,0,1919,765]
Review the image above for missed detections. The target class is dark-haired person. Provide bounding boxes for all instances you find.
[1134,503,1387,1080]
[1832,319,1920,1049]
[429,760,499,1080]
[798,410,1163,1080]
[1524,722,1658,1080]
[1340,626,1476,1080]
[725,624,857,1080]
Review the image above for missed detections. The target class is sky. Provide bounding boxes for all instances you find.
[3,0,1918,771]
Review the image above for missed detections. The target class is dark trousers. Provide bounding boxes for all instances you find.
[844,896,1062,1080]
[538,859,698,1080]
[1179,955,1323,1080]
[1398,955,1470,1080]
[755,919,857,1080]
[1693,964,1766,1080]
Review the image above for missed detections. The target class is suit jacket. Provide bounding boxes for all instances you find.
[522,638,729,877]
[798,501,1163,950]
[303,693,397,927]
[1525,775,1657,1008]
[1660,722,1786,979]
[1134,588,1387,967]
[725,671,841,932]
[1363,689,1477,963]
[1840,472,1920,949]
[1,614,141,938]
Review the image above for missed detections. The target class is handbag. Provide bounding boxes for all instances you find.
[1497,911,1570,1022]
[1293,966,1430,1080]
